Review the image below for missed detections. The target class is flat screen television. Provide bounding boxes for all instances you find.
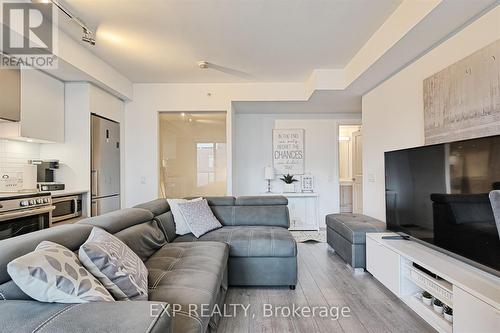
[385,135,500,277]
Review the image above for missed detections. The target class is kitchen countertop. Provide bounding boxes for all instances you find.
[0,189,88,200]
[0,191,49,200]
[45,189,89,198]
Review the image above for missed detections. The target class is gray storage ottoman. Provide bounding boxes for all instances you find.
[326,214,385,269]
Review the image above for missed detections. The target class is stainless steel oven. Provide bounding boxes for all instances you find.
[51,195,82,223]
[0,193,53,240]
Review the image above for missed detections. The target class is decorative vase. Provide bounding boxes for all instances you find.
[433,304,443,314]
[422,296,432,306]
[283,183,295,193]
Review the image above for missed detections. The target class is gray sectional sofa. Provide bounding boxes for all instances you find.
[0,195,296,333]
[135,196,297,287]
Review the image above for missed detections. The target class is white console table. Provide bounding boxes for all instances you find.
[261,192,319,231]
[366,232,500,333]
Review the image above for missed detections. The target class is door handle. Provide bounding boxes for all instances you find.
[91,201,98,217]
[91,170,98,197]
[73,197,79,217]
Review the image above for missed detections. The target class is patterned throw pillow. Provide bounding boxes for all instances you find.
[79,227,148,301]
[177,199,223,238]
[167,197,203,235]
[7,241,114,303]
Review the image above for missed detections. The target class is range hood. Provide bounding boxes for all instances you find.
[0,68,21,122]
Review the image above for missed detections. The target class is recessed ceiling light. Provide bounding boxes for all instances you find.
[197,61,209,69]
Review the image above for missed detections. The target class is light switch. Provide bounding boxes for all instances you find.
[368,173,376,182]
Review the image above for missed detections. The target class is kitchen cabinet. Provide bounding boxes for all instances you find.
[454,286,499,333]
[366,232,500,333]
[366,234,401,296]
[0,68,64,143]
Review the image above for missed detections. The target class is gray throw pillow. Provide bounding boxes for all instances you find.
[178,199,222,238]
[7,241,114,303]
[79,227,148,301]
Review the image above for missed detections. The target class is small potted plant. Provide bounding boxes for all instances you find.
[280,174,298,193]
[433,298,444,314]
[444,306,453,322]
[421,291,433,305]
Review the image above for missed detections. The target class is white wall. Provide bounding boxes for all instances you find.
[362,7,500,221]
[233,113,361,226]
[40,84,125,212]
[124,83,310,207]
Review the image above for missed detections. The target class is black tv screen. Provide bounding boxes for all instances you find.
[385,135,500,276]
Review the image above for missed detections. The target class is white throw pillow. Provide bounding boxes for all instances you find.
[177,199,223,238]
[7,241,114,303]
[79,227,149,301]
[167,197,203,235]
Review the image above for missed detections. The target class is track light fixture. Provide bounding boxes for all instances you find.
[33,0,96,46]
[81,28,95,46]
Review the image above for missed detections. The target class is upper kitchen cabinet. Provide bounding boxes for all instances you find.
[0,68,65,143]
[0,69,21,122]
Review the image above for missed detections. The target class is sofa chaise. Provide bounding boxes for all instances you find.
[0,195,296,333]
[134,196,297,288]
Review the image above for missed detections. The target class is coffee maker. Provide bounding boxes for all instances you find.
[31,160,65,191]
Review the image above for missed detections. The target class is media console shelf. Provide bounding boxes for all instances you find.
[366,232,500,333]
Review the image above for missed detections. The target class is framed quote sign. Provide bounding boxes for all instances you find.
[273,129,305,175]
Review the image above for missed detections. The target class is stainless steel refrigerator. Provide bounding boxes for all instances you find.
[91,114,120,216]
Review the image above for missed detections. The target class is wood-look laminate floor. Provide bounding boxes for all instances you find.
[217,242,435,333]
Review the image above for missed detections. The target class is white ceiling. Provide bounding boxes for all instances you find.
[60,0,402,83]
[234,0,499,114]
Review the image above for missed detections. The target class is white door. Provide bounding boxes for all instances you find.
[352,130,363,214]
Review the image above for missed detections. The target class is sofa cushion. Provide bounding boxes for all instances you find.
[133,198,170,216]
[113,220,167,261]
[154,211,177,243]
[133,199,177,243]
[0,224,94,301]
[235,195,288,206]
[7,241,114,303]
[167,198,203,235]
[145,241,229,333]
[78,208,154,234]
[79,227,148,301]
[326,214,385,244]
[174,226,296,257]
[178,199,223,237]
[0,300,172,333]
[186,196,236,206]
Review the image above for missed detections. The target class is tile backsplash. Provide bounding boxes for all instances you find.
[0,139,40,168]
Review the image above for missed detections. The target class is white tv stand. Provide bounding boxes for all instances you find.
[366,233,500,333]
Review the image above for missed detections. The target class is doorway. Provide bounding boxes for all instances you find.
[338,125,363,213]
[158,112,227,198]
